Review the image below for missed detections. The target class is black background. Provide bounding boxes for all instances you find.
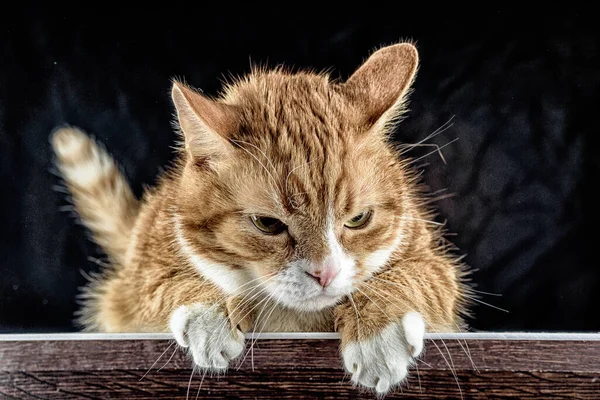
[1,8,598,333]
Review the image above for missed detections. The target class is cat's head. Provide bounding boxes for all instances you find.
[172,43,419,312]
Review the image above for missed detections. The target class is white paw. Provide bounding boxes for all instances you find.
[342,311,425,394]
[169,304,245,370]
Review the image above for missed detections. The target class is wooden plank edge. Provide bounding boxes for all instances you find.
[2,338,600,372]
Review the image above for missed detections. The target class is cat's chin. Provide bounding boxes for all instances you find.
[277,293,342,312]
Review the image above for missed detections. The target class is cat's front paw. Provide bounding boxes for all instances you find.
[342,311,425,394]
[170,303,245,370]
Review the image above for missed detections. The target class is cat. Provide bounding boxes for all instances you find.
[50,42,469,394]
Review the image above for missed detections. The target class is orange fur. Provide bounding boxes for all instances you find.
[51,43,469,350]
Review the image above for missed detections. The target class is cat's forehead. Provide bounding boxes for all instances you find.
[229,72,357,135]
[230,137,383,221]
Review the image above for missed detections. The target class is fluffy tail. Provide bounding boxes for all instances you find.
[51,126,139,264]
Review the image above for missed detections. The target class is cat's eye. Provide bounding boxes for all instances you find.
[250,215,286,235]
[344,210,373,229]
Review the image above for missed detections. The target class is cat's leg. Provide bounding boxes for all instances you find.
[334,254,464,394]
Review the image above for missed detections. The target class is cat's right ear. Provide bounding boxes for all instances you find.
[342,43,419,129]
[171,81,237,164]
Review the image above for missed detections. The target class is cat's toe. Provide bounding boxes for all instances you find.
[342,312,425,394]
[402,311,426,357]
[170,304,244,370]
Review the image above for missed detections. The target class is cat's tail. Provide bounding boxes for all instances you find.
[50,126,139,264]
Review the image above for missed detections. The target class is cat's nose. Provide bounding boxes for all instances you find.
[307,266,340,288]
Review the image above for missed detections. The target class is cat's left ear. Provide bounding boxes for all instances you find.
[342,43,419,127]
[171,80,238,165]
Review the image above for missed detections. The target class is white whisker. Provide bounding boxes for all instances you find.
[157,346,179,372]
[248,289,285,371]
[195,368,207,399]
[401,216,445,226]
[407,137,459,166]
[429,336,463,400]
[186,367,195,400]
[139,341,175,381]
[398,115,455,156]
[464,295,510,313]
[236,290,278,370]
[470,289,502,297]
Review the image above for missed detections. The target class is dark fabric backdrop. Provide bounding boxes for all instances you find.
[0,8,598,333]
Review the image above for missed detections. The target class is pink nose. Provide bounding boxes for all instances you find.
[307,266,340,288]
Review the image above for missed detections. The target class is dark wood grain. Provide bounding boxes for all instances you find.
[1,337,599,399]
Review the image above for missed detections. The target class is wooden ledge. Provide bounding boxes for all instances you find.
[1,333,599,399]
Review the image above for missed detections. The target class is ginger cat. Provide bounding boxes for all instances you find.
[51,43,469,394]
